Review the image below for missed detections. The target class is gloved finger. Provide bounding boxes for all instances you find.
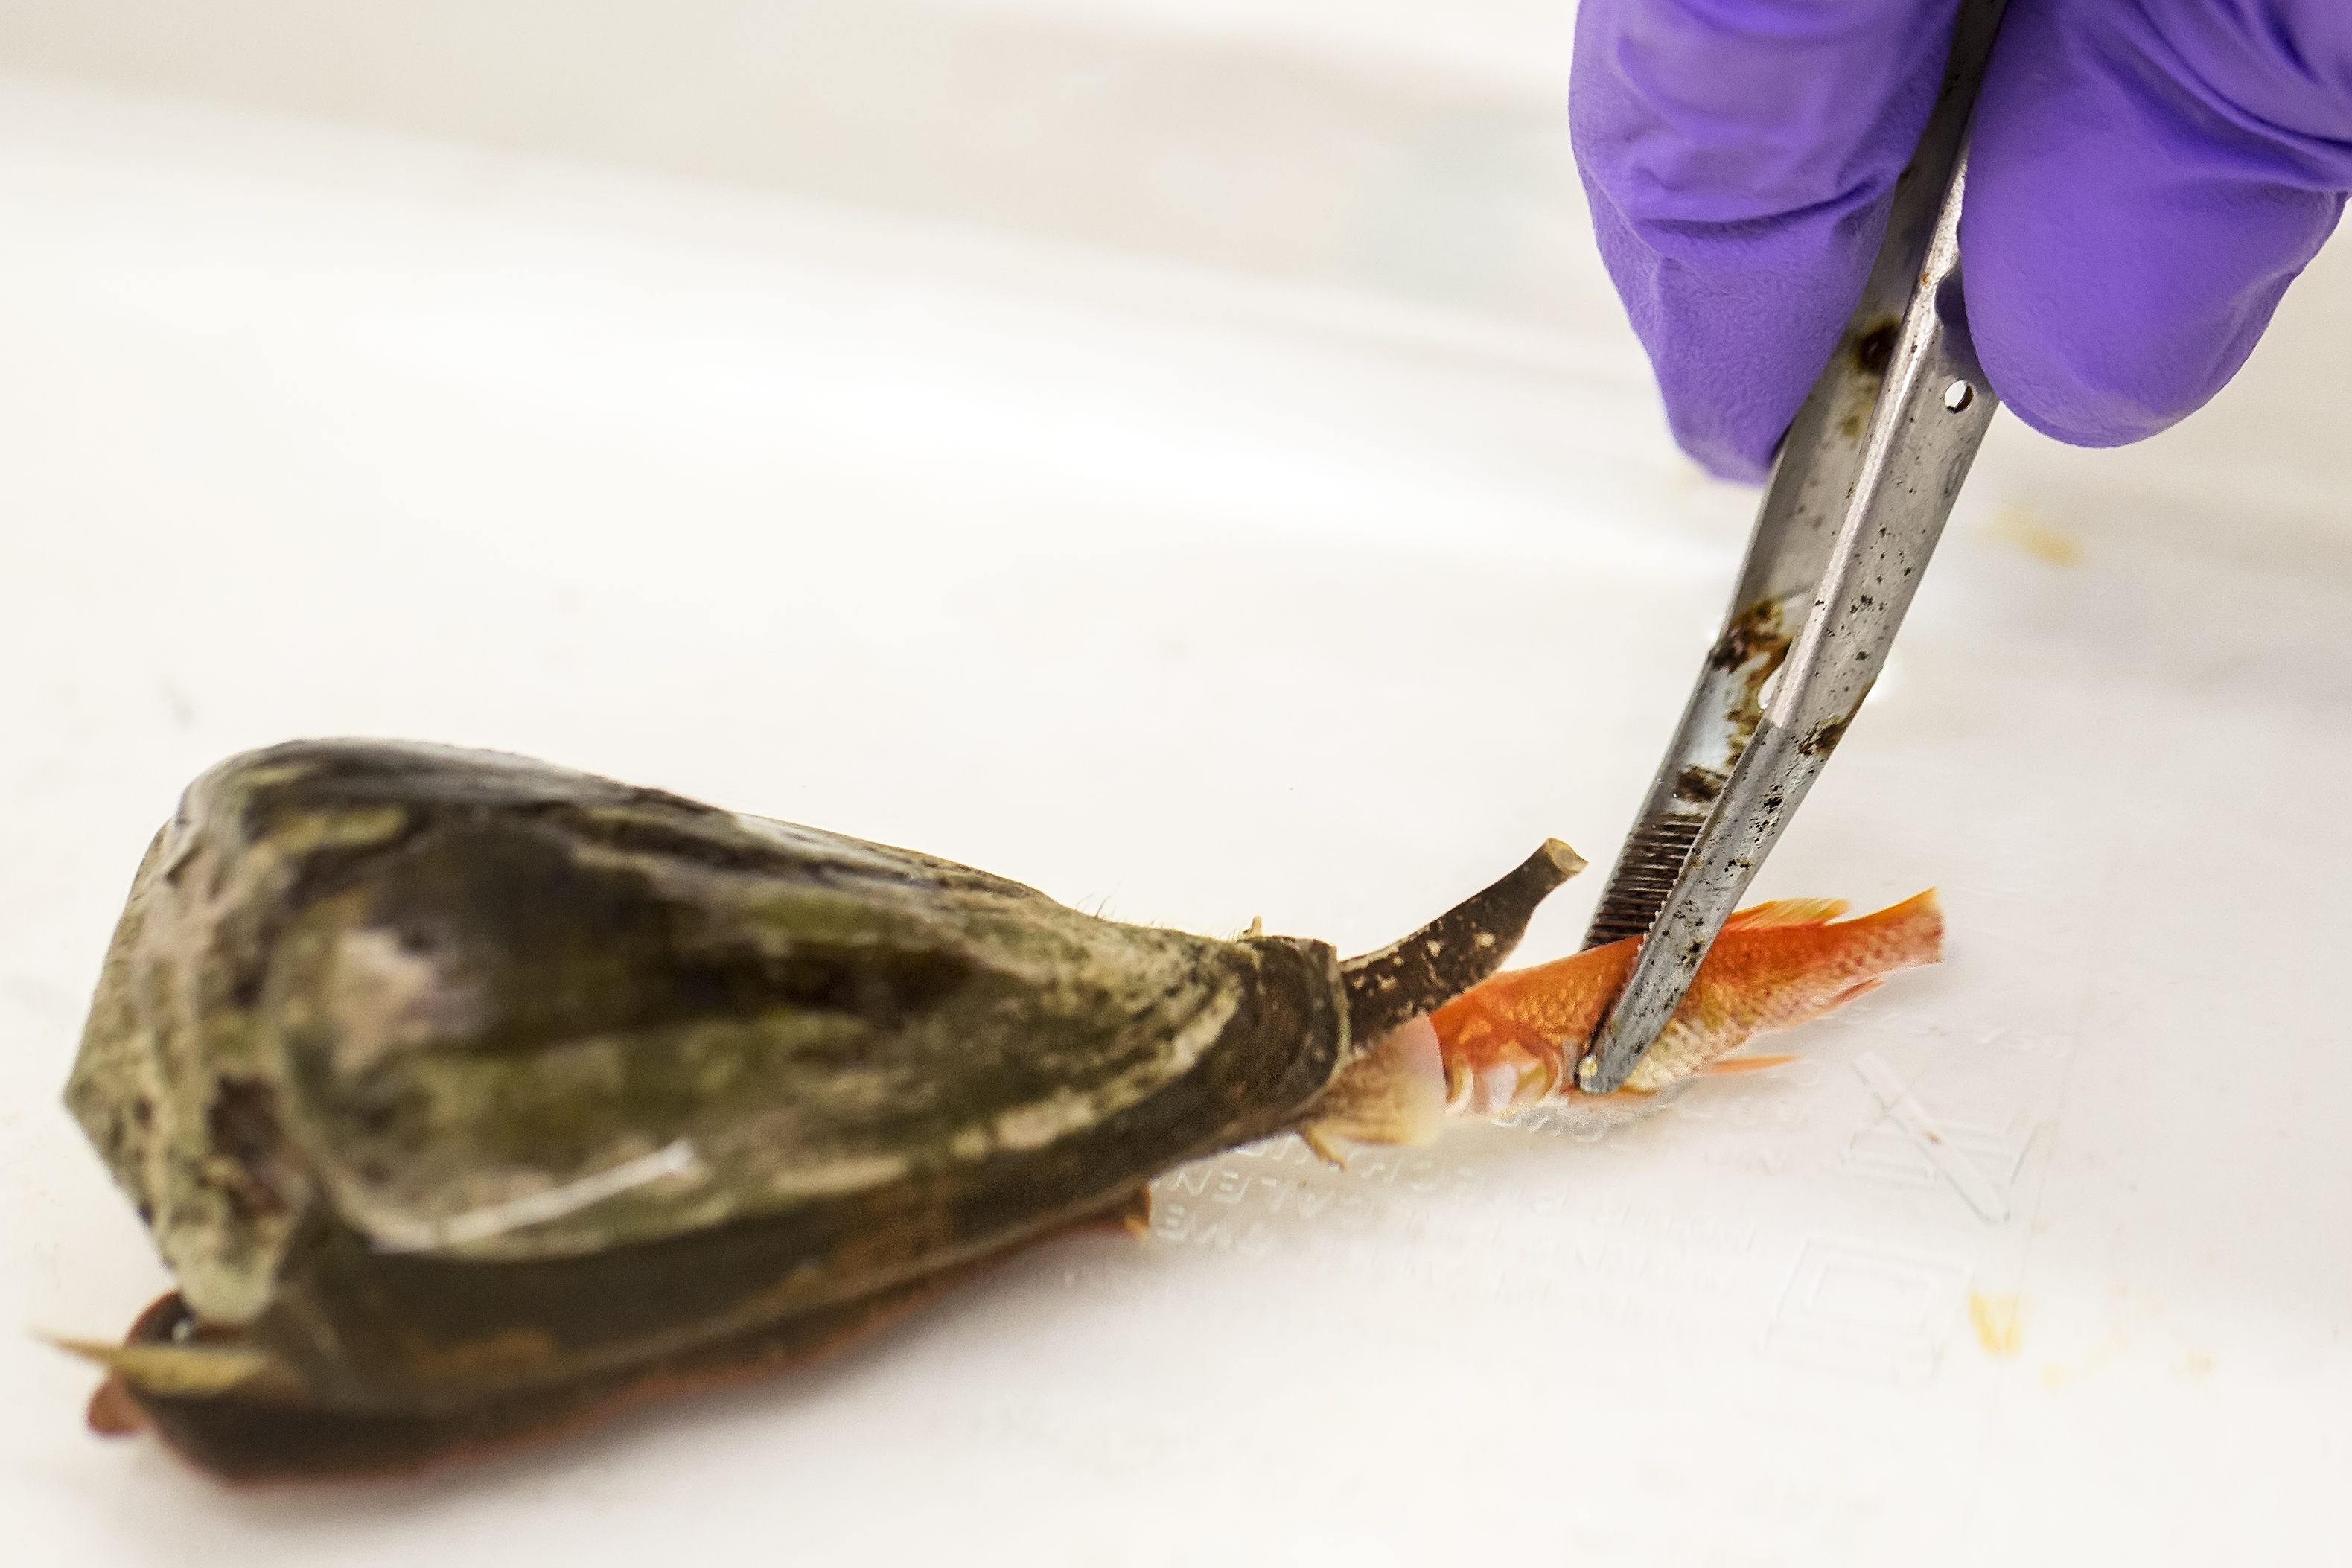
[1571,0,1966,481]
[1965,0,2351,447]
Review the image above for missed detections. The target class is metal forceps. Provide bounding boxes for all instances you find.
[1577,0,2009,1096]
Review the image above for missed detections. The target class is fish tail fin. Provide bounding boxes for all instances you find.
[1852,887,1943,970]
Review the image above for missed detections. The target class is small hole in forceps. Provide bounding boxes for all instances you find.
[1943,380,1975,412]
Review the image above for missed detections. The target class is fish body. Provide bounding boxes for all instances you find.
[1438,891,1943,1113]
[1309,891,1942,1146]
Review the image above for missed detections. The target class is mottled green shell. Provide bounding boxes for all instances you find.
[68,741,1346,1404]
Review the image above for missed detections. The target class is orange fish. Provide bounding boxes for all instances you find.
[1306,890,1942,1155]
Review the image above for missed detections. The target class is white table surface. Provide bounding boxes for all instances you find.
[3,7,2349,1563]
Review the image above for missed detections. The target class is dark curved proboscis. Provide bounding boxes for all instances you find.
[1338,838,1587,1047]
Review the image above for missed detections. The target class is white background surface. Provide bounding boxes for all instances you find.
[2,3,2348,1563]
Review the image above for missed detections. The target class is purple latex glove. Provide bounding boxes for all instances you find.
[1572,0,2352,481]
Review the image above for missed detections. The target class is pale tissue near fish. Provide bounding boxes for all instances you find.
[1309,891,1943,1150]
[1298,1015,1445,1161]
